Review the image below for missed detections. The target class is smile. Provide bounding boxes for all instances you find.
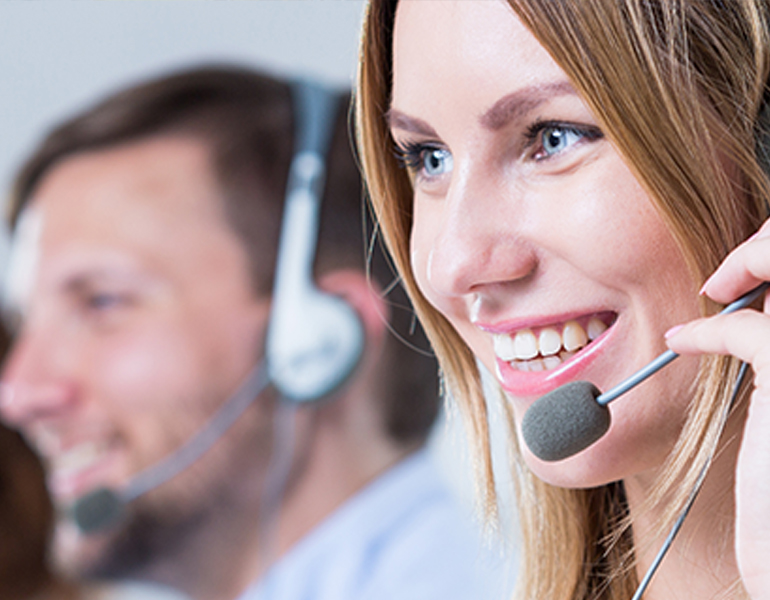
[51,440,110,475]
[37,436,118,501]
[492,313,615,372]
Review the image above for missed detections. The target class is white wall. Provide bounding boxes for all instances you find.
[0,0,366,206]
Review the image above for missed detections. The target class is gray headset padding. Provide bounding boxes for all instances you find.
[265,81,364,403]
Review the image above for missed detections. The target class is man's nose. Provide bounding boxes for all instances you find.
[0,329,77,426]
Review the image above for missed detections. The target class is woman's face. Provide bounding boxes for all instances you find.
[390,0,702,487]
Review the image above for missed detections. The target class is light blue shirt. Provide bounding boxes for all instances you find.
[83,581,191,599]
[239,449,511,600]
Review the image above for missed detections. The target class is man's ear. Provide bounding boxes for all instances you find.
[316,269,389,351]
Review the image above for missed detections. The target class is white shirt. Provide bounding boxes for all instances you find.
[240,449,511,600]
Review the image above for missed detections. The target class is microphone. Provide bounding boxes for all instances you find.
[70,363,269,534]
[521,281,769,462]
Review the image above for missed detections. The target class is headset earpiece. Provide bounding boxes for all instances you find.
[265,81,364,403]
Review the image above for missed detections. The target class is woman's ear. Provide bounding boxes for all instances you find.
[316,269,390,351]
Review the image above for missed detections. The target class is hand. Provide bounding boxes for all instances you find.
[666,221,770,599]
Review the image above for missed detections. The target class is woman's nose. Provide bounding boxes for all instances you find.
[416,173,538,301]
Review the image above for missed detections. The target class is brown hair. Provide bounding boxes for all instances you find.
[10,65,439,446]
[0,319,76,599]
[0,422,54,598]
[356,1,770,598]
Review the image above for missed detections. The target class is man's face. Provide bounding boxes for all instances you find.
[0,136,273,576]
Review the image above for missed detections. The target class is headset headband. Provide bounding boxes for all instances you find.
[265,80,364,403]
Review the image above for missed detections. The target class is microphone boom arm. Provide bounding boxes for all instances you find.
[597,281,769,406]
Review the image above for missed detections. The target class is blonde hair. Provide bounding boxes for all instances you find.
[356,1,770,599]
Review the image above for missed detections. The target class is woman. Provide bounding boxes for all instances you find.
[356,1,770,598]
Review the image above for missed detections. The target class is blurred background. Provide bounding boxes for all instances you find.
[0,0,367,234]
[0,3,516,584]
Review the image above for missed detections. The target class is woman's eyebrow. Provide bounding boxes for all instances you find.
[387,81,578,135]
[386,109,439,137]
[480,81,577,130]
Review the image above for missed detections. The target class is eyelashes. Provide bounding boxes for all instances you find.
[393,141,454,180]
[523,120,604,160]
[392,119,604,181]
[393,139,422,171]
[393,140,441,171]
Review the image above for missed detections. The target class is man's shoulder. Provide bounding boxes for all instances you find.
[355,455,506,599]
[242,449,510,600]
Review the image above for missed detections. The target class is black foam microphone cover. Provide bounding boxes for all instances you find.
[521,381,610,462]
[71,487,126,535]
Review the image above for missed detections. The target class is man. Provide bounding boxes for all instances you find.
[0,67,505,600]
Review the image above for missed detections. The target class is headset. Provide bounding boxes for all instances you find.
[265,80,364,402]
[71,79,364,534]
[519,281,764,600]
[521,96,770,597]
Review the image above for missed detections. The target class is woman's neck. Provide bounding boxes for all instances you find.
[623,413,745,599]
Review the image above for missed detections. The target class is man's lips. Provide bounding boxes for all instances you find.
[40,439,121,501]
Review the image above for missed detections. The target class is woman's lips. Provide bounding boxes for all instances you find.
[486,311,617,398]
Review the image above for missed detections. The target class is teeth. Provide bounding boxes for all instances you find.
[563,320,588,352]
[538,327,561,356]
[33,428,62,455]
[587,316,607,340]
[493,333,517,361]
[492,318,606,372]
[513,329,538,360]
[51,441,106,475]
[528,359,544,372]
[542,355,562,370]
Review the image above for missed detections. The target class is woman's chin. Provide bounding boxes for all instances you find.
[520,435,632,490]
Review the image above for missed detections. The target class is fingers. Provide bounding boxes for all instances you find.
[702,227,770,305]
[676,221,770,598]
[666,310,770,373]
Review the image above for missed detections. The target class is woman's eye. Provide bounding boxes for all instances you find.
[395,142,453,181]
[527,122,603,161]
[542,127,580,155]
[421,147,453,177]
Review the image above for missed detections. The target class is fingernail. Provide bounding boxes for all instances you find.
[664,324,684,339]
[699,273,717,295]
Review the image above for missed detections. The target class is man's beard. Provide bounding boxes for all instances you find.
[52,487,214,583]
[50,398,278,587]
